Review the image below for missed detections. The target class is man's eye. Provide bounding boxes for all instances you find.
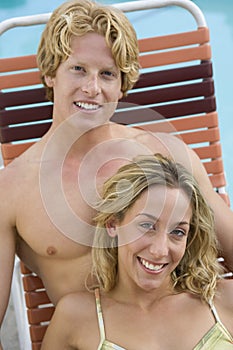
[73,66,83,71]
[102,70,115,77]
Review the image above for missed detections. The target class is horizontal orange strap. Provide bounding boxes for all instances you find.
[139,44,211,68]
[30,324,48,342]
[0,55,37,73]
[25,291,51,308]
[27,306,55,324]
[0,70,41,89]
[179,127,220,144]
[203,159,224,175]
[1,142,34,159]
[22,275,44,292]
[138,112,218,134]
[139,27,210,52]
[194,143,222,159]
[209,172,227,188]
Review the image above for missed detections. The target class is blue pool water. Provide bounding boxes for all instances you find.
[0,0,232,205]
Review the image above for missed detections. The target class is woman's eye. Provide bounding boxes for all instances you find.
[171,229,186,237]
[140,222,154,231]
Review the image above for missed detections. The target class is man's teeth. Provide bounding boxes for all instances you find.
[140,258,164,271]
[75,102,99,110]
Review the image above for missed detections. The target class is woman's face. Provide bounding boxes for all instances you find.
[108,185,192,292]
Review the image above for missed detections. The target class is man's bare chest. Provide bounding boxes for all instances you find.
[16,175,94,259]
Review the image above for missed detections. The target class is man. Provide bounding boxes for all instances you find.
[0,0,232,347]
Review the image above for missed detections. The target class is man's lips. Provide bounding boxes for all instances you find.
[74,101,101,111]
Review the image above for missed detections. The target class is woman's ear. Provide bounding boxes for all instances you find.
[106,219,118,238]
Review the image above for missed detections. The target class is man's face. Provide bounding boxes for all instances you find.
[45,32,123,125]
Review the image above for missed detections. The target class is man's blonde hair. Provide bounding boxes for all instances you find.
[37,0,140,101]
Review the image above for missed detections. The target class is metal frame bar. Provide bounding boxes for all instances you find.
[0,0,206,36]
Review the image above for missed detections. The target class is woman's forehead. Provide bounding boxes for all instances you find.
[123,185,192,223]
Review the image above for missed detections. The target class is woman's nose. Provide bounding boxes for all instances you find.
[148,232,169,258]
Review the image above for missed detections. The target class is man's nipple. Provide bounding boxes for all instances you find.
[46,246,57,255]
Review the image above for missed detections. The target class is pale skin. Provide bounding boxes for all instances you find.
[41,186,233,349]
[0,32,233,348]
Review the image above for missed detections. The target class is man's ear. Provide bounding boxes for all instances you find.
[106,219,118,237]
[118,89,123,100]
[44,75,54,87]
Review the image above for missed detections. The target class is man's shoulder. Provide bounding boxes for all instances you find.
[0,160,19,188]
[0,149,40,201]
[0,156,28,182]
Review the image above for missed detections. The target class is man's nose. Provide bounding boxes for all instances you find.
[81,75,101,97]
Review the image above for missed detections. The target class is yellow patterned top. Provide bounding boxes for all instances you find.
[94,289,233,350]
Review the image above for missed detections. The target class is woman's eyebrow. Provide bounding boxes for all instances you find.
[136,213,157,220]
[136,213,190,227]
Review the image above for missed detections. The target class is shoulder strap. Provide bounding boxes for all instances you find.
[209,301,233,342]
[95,288,106,341]
[209,301,221,324]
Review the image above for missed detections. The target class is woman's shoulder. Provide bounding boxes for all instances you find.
[55,290,97,323]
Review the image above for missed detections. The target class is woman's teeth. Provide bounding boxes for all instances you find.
[140,258,164,271]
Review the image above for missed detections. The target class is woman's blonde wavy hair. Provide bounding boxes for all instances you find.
[92,154,223,303]
[37,0,140,101]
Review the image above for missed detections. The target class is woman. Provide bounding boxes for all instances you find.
[41,154,233,349]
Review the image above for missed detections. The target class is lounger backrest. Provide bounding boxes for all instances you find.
[0,28,228,203]
[0,1,230,349]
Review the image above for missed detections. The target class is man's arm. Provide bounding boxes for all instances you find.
[189,148,233,271]
[0,229,15,350]
[0,172,17,349]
